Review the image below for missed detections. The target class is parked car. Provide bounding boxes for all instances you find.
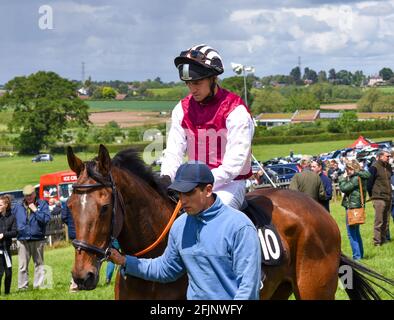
[32,153,53,162]
[265,163,301,182]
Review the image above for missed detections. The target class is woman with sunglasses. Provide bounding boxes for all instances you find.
[159,44,255,210]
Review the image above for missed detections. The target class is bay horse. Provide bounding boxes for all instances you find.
[67,145,394,300]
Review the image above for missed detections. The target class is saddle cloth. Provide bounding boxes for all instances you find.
[241,196,284,266]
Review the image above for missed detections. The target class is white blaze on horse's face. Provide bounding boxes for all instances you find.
[81,194,87,212]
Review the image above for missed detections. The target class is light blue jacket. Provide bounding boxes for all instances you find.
[122,195,261,300]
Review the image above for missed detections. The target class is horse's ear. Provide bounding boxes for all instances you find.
[98,144,111,176]
[67,146,84,176]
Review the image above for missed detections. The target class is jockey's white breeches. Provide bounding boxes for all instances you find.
[213,180,246,210]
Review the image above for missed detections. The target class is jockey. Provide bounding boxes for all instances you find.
[160,44,255,209]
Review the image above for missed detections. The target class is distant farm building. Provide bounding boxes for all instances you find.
[255,113,292,127]
[368,76,385,87]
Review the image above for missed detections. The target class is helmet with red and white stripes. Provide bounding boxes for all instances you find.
[174,44,224,81]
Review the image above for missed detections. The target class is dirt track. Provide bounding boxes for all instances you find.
[89,111,170,127]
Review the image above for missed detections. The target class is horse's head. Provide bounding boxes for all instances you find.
[67,144,123,290]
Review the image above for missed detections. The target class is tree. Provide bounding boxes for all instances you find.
[221,76,253,106]
[339,111,358,134]
[328,68,336,81]
[84,76,92,88]
[336,70,352,85]
[252,89,287,113]
[93,121,123,143]
[285,90,319,112]
[290,66,301,84]
[0,71,90,154]
[308,69,318,83]
[357,89,382,112]
[352,70,366,86]
[379,67,394,81]
[102,86,117,99]
[373,95,394,112]
[118,83,129,94]
[303,67,310,81]
[92,86,103,99]
[318,70,327,83]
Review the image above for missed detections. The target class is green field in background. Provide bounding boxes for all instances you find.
[377,87,394,94]
[2,137,394,191]
[0,152,116,191]
[86,100,177,112]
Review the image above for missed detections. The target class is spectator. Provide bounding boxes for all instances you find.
[338,157,347,172]
[0,195,17,295]
[61,204,78,292]
[311,159,332,212]
[13,185,51,290]
[339,160,370,260]
[108,162,262,300]
[367,150,392,246]
[253,168,277,187]
[48,198,61,216]
[289,150,294,162]
[327,160,343,183]
[389,173,394,241]
[105,239,120,285]
[289,159,326,202]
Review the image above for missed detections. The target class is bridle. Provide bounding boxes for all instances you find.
[71,169,182,262]
[71,171,124,263]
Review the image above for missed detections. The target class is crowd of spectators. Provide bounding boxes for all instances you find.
[251,148,394,262]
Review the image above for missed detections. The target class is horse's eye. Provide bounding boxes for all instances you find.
[100,204,110,215]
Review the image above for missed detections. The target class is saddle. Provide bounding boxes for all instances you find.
[241,196,284,266]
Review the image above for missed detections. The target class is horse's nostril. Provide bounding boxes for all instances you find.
[86,272,95,281]
[81,271,98,290]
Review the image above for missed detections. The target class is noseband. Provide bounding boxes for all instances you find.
[71,172,125,262]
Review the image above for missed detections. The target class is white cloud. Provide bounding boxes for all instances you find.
[304,32,349,53]
[1,0,394,83]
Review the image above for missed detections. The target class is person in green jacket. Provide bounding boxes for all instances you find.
[339,160,371,260]
[289,159,326,202]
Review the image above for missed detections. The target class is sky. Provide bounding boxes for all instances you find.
[1,0,394,84]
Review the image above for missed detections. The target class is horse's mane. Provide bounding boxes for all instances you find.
[111,148,167,198]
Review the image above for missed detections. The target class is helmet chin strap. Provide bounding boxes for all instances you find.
[200,77,217,105]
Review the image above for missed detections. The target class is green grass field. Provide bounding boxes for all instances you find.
[0,137,393,300]
[0,152,118,191]
[86,100,177,112]
[147,87,188,96]
[377,86,394,94]
[252,136,394,162]
[1,200,393,300]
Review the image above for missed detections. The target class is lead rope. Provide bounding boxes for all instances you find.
[133,200,182,257]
